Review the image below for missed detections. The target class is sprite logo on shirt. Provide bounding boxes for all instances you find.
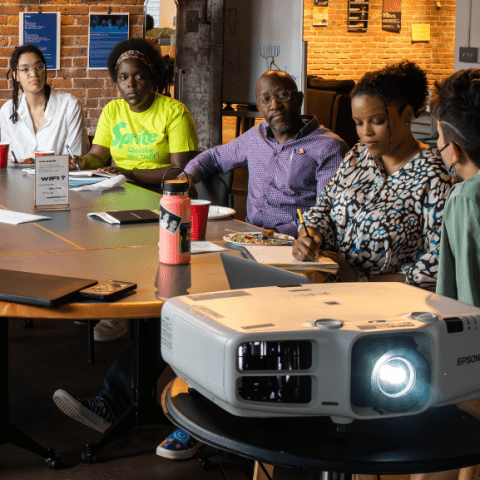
[112,123,157,149]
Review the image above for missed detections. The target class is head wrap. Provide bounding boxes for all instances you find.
[115,50,155,75]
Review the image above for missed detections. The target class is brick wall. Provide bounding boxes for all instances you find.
[0,0,455,136]
[0,0,143,136]
[304,0,456,89]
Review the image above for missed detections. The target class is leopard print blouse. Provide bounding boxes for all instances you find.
[303,143,452,290]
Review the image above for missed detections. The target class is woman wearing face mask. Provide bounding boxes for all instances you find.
[69,38,198,191]
[0,44,89,163]
[293,61,451,291]
[430,69,480,307]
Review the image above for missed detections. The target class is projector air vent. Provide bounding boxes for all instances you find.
[237,340,312,371]
[238,375,312,403]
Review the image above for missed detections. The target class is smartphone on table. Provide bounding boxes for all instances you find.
[79,280,137,301]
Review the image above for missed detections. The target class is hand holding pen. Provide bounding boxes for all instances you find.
[292,209,324,262]
[297,209,312,240]
[66,145,83,171]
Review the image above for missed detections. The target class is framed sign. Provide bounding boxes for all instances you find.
[382,0,402,32]
[88,13,129,69]
[313,0,329,27]
[34,155,70,211]
[412,24,430,42]
[348,1,369,33]
[19,13,61,70]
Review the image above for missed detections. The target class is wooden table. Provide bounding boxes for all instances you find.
[0,166,257,467]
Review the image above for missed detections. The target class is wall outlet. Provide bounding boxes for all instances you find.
[459,47,478,63]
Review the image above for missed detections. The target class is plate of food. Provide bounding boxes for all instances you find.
[208,206,236,220]
[8,158,35,168]
[223,228,295,245]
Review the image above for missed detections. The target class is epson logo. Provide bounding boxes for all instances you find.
[457,354,480,366]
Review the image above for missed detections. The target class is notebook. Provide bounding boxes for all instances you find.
[0,270,98,307]
[69,170,117,178]
[220,253,310,290]
[241,245,339,274]
[88,209,159,225]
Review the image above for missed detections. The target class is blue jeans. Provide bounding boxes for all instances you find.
[99,319,164,420]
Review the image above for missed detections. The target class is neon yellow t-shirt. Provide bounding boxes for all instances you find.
[87,93,197,170]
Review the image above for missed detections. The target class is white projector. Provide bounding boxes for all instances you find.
[161,283,480,424]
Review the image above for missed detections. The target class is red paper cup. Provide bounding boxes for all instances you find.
[0,143,9,169]
[191,199,211,240]
[34,151,55,158]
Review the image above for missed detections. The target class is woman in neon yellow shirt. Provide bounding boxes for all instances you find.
[70,38,198,190]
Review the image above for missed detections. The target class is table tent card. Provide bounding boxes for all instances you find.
[34,155,70,211]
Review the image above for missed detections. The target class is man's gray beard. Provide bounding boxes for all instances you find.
[269,117,292,134]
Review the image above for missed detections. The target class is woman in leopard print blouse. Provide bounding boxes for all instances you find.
[293,61,451,290]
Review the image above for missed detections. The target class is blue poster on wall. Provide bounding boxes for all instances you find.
[88,13,129,69]
[19,13,60,70]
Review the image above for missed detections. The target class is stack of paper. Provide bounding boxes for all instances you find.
[0,209,50,225]
[242,245,339,274]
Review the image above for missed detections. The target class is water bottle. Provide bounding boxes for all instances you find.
[159,168,191,265]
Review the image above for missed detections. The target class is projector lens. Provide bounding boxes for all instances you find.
[375,357,416,398]
[351,335,431,414]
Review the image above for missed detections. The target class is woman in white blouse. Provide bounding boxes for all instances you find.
[293,61,451,291]
[0,44,89,163]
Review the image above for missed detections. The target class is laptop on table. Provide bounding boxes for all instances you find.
[0,270,98,307]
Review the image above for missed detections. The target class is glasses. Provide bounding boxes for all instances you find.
[17,64,46,75]
[256,90,297,107]
[438,143,449,154]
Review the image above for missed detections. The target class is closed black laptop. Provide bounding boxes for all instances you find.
[0,270,97,307]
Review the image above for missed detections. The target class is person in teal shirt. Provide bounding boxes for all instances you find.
[430,68,480,308]
[406,68,480,480]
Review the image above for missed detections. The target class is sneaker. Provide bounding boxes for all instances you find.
[93,319,127,342]
[156,429,203,460]
[53,389,114,433]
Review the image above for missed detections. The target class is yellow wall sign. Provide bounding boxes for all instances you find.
[412,24,430,42]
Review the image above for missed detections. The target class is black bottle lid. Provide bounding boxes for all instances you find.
[163,179,189,194]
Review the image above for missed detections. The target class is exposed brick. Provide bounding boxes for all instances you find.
[119,6,143,14]
[49,78,73,89]
[72,78,106,88]
[86,87,117,98]
[87,108,103,119]
[0,0,456,136]
[85,99,99,108]
[1,6,20,15]
[98,97,112,108]
[62,25,88,36]
[305,0,455,88]
[61,47,88,57]
[66,88,87,99]
[73,58,88,68]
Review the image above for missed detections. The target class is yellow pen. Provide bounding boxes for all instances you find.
[297,209,312,241]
